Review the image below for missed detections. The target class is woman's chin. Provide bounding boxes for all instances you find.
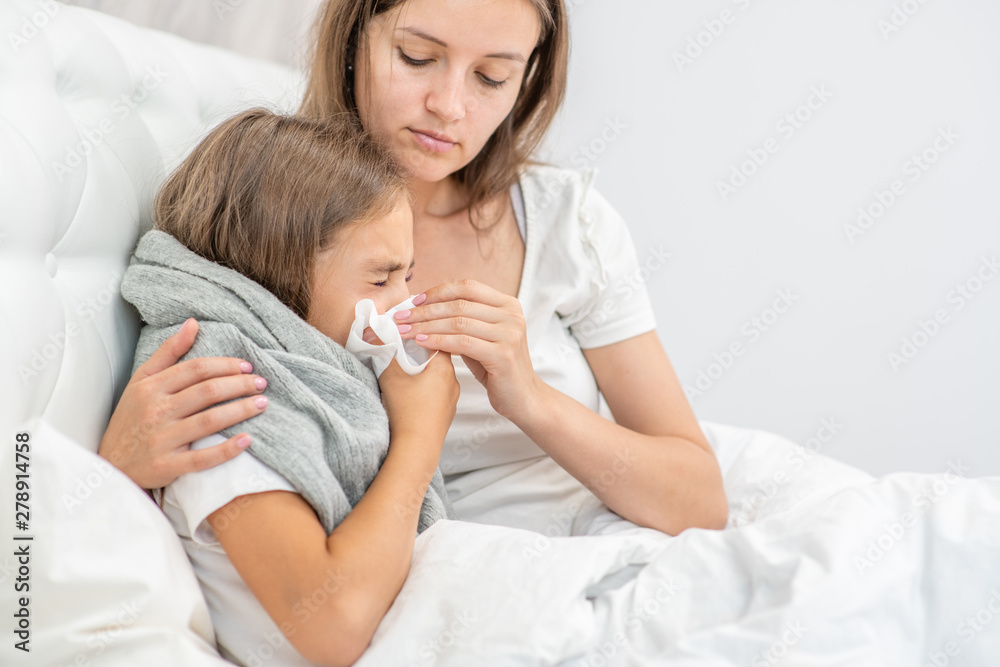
[397,148,464,186]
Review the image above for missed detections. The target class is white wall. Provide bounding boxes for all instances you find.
[62,0,999,477]
[541,0,1000,477]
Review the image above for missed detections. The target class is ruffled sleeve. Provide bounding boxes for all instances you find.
[556,169,660,349]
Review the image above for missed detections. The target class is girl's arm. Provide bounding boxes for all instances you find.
[207,351,459,667]
[207,438,442,667]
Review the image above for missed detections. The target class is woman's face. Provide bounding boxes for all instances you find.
[354,0,542,184]
[307,199,415,346]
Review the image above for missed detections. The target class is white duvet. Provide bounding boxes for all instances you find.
[13,419,999,666]
[357,421,1000,666]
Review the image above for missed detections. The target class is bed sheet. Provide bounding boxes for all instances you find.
[356,420,1000,666]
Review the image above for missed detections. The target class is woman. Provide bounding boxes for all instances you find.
[103,0,727,538]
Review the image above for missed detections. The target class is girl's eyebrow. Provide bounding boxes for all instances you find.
[365,258,416,274]
[396,26,526,63]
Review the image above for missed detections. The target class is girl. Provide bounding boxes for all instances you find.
[104,0,726,548]
[121,108,460,666]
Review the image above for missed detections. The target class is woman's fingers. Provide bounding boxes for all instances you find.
[416,279,511,310]
[169,373,268,420]
[135,318,256,395]
[133,317,200,380]
[413,331,494,360]
[173,432,253,477]
[158,353,257,395]
[163,395,269,450]
[395,296,505,327]
[401,316,505,343]
[98,319,268,489]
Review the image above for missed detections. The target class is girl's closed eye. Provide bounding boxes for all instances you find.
[374,273,413,287]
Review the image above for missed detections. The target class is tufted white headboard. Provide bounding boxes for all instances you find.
[0,0,304,450]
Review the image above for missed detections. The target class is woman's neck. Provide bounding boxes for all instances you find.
[409,176,467,219]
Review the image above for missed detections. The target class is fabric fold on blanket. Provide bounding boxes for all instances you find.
[120,229,454,534]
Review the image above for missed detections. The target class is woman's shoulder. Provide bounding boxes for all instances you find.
[517,163,626,239]
[518,163,618,234]
[518,163,598,212]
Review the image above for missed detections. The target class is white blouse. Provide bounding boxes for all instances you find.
[439,164,659,534]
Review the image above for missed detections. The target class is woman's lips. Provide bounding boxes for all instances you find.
[409,128,456,153]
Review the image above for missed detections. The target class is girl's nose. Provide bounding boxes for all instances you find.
[390,285,412,313]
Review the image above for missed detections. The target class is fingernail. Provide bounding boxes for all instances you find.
[254,376,267,390]
[394,309,411,320]
[255,396,268,409]
[240,361,253,373]
[413,293,427,306]
[397,324,412,334]
[237,435,251,449]
[416,333,428,341]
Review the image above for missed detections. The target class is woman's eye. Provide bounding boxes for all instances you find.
[478,73,507,89]
[398,47,506,89]
[398,48,431,67]
[405,273,413,282]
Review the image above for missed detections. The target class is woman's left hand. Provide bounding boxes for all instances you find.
[394,279,542,422]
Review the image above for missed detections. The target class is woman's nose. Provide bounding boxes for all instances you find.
[426,70,466,123]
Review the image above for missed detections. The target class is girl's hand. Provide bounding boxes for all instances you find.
[370,328,459,452]
[394,280,542,423]
[98,318,269,490]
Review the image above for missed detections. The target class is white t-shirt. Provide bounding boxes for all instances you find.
[441,165,659,533]
[157,164,659,664]
[155,437,318,667]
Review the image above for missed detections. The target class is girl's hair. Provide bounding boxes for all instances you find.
[298,0,568,233]
[154,108,407,319]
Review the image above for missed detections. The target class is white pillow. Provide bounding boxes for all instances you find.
[0,419,234,666]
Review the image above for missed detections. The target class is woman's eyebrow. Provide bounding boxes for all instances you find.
[396,26,526,62]
[365,258,416,273]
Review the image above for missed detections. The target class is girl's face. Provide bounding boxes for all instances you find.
[354,0,542,184]
[307,199,415,346]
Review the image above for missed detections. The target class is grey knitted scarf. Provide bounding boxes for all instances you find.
[120,230,454,534]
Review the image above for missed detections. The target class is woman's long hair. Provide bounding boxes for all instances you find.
[298,0,569,233]
[153,108,408,319]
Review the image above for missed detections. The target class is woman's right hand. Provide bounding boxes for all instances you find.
[99,318,269,490]
[371,330,459,454]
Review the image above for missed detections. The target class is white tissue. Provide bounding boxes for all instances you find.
[345,295,438,377]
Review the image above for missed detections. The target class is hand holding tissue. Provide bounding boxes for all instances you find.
[346,295,438,377]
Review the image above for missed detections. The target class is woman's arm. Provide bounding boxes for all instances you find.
[400,281,727,535]
[524,330,727,535]
[207,438,442,667]
[99,318,269,490]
